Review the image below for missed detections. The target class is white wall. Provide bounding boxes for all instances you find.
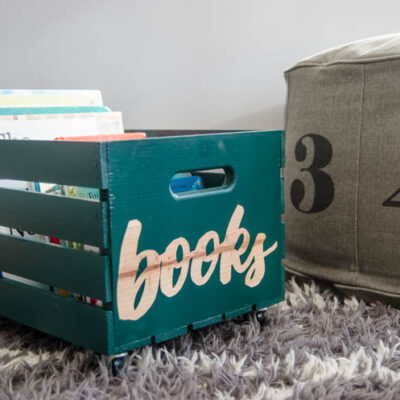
[0,0,399,130]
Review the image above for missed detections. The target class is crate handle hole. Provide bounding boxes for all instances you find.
[170,167,234,197]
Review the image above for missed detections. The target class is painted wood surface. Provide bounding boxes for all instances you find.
[106,130,284,353]
[0,140,107,188]
[0,278,114,354]
[0,234,111,301]
[0,188,108,247]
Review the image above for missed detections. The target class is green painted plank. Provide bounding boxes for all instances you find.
[0,279,114,354]
[155,326,188,343]
[0,140,107,188]
[192,315,223,330]
[107,130,285,349]
[0,188,108,247]
[0,234,111,301]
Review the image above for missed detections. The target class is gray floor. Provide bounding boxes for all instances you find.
[1,278,399,399]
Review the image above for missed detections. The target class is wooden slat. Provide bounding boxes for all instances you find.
[0,140,107,188]
[0,234,111,301]
[0,188,108,247]
[0,279,114,355]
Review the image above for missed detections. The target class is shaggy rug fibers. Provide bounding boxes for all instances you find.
[1,277,400,399]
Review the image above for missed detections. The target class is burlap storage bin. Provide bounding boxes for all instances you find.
[284,34,400,304]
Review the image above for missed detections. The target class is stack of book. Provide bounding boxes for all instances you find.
[0,89,125,302]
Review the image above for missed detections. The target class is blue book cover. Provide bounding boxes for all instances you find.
[0,106,110,116]
[171,175,204,194]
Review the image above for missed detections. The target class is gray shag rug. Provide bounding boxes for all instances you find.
[1,277,400,399]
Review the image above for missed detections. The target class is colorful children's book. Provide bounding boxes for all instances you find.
[0,89,103,107]
[170,175,204,194]
[0,92,121,289]
[0,106,110,116]
[0,111,123,140]
[55,133,147,141]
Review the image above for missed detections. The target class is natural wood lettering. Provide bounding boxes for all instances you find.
[160,237,190,297]
[117,205,278,321]
[190,231,220,286]
[117,220,161,321]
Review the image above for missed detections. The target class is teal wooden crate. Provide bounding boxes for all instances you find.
[0,130,284,356]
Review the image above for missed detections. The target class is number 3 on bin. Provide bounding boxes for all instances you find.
[290,134,334,213]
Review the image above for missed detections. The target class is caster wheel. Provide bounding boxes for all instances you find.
[256,310,267,326]
[109,353,128,376]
